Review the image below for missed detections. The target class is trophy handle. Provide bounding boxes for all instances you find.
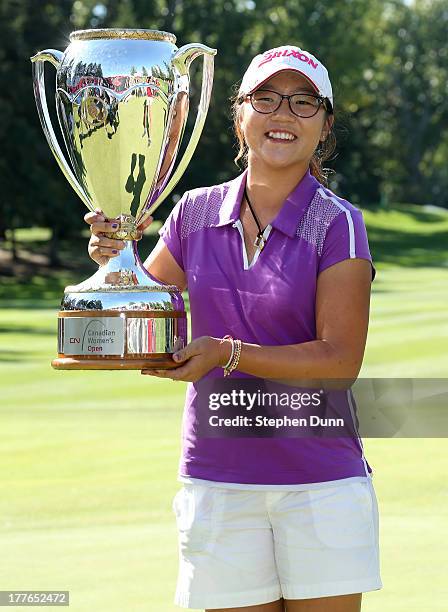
[31,49,93,211]
[147,44,217,215]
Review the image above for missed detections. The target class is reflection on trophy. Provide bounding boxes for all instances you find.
[31,29,216,370]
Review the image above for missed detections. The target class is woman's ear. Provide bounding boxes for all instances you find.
[320,113,334,142]
[237,102,245,127]
[236,104,248,145]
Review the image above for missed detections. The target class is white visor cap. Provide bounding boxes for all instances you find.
[239,45,333,110]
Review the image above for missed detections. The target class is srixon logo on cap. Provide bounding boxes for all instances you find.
[258,48,319,69]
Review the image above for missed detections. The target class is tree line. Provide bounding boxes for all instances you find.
[1,0,447,258]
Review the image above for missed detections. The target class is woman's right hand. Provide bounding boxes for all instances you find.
[84,210,153,266]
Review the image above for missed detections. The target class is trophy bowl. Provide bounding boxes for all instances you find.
[31,29,216,370]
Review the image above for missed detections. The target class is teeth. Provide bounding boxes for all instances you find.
[268,131,296,140]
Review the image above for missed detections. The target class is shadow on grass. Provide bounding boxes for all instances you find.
[0,235,159,308]
[1,221,447,306]
[0,325,53,335]
[0,356,26,363]
[0,350,37,363]
[0,274,77,309]
[388,205,448,225]
[369,226,448,268]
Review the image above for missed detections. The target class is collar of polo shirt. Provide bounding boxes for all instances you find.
[213,169,320,237]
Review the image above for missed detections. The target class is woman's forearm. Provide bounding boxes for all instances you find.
[228,339,362,380]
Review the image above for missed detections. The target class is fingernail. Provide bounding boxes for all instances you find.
[173,353,181,361]
[112,249,118,254]
[111,223,119,229]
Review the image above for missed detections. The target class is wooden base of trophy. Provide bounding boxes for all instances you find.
[52,354,178,370]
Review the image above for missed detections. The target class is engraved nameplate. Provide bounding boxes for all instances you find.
[59,317,125,356]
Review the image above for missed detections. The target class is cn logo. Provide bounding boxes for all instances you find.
[69,337,80,344]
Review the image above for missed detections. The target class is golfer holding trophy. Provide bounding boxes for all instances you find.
[33,32,382,612]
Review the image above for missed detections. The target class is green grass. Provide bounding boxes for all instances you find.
[361,267,448,377]
[0,309,187,611]
[1,204,447,610]
[363,203,448,268]
[0,222,162,309]
[0,320,447,611]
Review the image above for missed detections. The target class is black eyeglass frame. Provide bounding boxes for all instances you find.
[242,89,333,118]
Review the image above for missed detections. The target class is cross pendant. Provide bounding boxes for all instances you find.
[254,234,266,251]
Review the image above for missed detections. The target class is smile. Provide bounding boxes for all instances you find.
[266,131,297,142]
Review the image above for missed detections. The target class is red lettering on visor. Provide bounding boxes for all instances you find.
[258,49,319,69]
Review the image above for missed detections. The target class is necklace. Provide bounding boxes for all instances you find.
[243,186,267,251]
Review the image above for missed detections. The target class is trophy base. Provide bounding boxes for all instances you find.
[52,354,177,370]
[53,241,188,371]
[54,309,187,371]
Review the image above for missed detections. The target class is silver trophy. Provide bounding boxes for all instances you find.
[31,29,216,370]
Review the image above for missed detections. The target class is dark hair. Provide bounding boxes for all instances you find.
[230,88,337,187]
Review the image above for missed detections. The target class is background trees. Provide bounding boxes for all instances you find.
[1,0,447,249]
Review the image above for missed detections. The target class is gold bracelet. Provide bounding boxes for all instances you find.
[220,335,234,371]
[224,338,242,377]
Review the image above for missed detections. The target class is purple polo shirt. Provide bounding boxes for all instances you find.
[159,168,375,485]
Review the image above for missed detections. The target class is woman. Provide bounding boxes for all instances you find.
[87,46,382,612]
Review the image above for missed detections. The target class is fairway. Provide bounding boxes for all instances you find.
[1,205,448,611]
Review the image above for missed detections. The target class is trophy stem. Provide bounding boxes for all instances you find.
[66,240,173,293]
[108,238,141,271]
[100,239,148,288]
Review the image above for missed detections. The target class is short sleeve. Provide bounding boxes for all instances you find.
[158,192,189,271]
[318,208,376,281]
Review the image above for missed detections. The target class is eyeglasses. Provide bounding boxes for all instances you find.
[245,89,332,118]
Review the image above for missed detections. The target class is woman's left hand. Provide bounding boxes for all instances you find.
[141,336,224,382]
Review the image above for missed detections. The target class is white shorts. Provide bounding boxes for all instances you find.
[172,478,382,609]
